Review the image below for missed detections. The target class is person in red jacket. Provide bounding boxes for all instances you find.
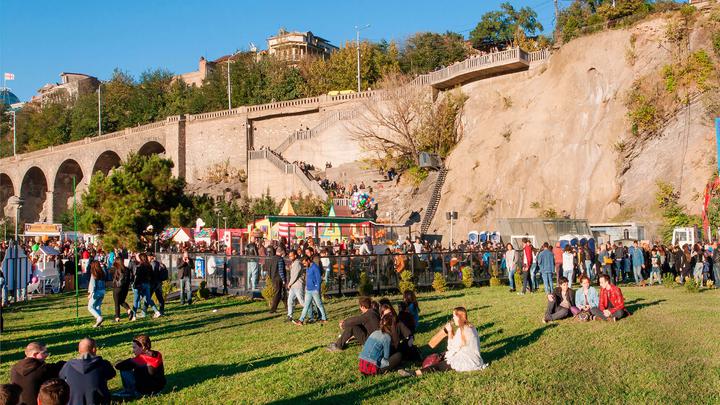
[592,274,628,321]
[114,334,166,398]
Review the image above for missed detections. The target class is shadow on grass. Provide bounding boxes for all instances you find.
[270,375,416,405]
[624,298,666,314]
[167,346,321,393]
[483,324,556,364]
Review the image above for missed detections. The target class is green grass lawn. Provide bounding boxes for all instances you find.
[1,285,720,404]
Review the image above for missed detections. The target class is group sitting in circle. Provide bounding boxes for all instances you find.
[4,334,165,405]
[543,274,629,323]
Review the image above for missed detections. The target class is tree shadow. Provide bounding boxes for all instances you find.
[166,346,321,393]
[270,375,417,405]
[482,324,556,364]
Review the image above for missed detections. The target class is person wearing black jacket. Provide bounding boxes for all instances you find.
[177,252,193,305]
[59,338,116,405]
[269,246,287,314]
[111,260,132,322]
[328,297,380,352]
[131,253,161,320]
[146,253,166,315]
[542,277,575,323]
[10,342,66,405]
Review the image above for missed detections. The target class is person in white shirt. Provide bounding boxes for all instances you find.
[562,246,575,287]
[505,243,517,292]
[398,307,487,376]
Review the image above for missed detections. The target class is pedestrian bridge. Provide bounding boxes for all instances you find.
[412,48,549,89]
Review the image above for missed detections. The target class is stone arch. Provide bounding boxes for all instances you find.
[53,159,84,221]
[0,173,14,218]
[138,141,166,156]
[92,150,122,175]
[20,167,49,224]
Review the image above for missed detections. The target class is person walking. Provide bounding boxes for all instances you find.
[246,238,260,291]
[269,246,287,314]
[177,252,193,306]
[286,250,305,322]
[520,239,534,295]
[87,261,106,328]
[293,256,327,325]
[111,260,132,322]
[147,253,166,315]
[131,253,161,320]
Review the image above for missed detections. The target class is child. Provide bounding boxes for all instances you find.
[650,249,661,285]
[403,290,420,327]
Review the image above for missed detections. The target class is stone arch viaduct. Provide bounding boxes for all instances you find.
[0,48,549,225]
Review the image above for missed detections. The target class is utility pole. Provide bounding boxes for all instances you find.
[97,85,102,136]
[355,24,370,93]
[10,110,16,156]
[227,57,232,110]
[554,0,559,23]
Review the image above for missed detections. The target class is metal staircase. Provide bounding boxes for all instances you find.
[420,168,448,235]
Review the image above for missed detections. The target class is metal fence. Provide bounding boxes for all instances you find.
[156,250,521,296]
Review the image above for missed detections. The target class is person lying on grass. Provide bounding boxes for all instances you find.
[114,334,166,398]
[358,314,403,376]
[398,306,487,377]
[327,296,379,352]
[542,277,574,324]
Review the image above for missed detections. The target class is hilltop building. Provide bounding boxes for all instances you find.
[31,72,100,106]
[267,28,338,63]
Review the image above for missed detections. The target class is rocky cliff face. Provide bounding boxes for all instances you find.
[419,15,717,239]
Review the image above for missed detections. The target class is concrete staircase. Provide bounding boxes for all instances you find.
[247,149,328,199]
[420,168,448,235]
[275,110,359,153]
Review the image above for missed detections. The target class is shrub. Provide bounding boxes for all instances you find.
[662,273,676,288]
[260,276,276,306]
[432,272,447,293]
[406,166,429,186]
[398,270,416,294]
[489,263,502,287]
[707,279,715,289]
[461,267,474,288]
[358,272,374,296]
[684,278,700,293]
[514,271,523,289]
[196,280,211,300]
[161,280,175,300]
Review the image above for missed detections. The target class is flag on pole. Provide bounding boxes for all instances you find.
[3,73,14,81]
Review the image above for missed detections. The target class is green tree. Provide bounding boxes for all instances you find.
[655,181,700,243]
[70,93,100,141]
[470,2,544,49]
[399,32,469,75]
[77,153,189,249]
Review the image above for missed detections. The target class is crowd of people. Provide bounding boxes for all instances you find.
[2,335,165,405]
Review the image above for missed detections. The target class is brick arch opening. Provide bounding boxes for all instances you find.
[20,167,48,224]
[53,159,84,221]
[138,141,166,156]
[0,173,14,218]
[92,150,122,175]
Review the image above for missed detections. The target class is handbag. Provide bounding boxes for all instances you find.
[422,353,442,369]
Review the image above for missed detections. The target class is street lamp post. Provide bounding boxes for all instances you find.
[355,24,371,93]
[10,110,16,156]
[97,85,102,136]
[227,51,240,110]
[445,211,458,250]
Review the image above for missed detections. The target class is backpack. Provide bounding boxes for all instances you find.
[157,262,169,282]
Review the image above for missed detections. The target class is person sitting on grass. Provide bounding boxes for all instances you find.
[379,302,418,361]
[358,314,403,376]
[0,383,21,405]
[574,275,599,314]
[10,342,66,405]
[542,277,575,323]
[591,274,628,321]
[397,302,416,334]
[59,338,116,405]
[327,296,379,352]
[403,290,420,327]
[37,378,70,405]
[114,334,166,398]
[398,307,487,377]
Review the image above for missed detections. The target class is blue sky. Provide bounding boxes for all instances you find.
[0,0,558,101]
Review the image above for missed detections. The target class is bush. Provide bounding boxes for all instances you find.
[406,166,429,186]
[196,280,210,300]
[432,272,447,293]
[398,270,415,294]
[684,278,700,293]
[662,273,676,288]
[514,271,523,289]
[358,272,374,296]
[260,276,276,306]
[161,280,175,300]
[461,267,474,288]
[707,279,715,289]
